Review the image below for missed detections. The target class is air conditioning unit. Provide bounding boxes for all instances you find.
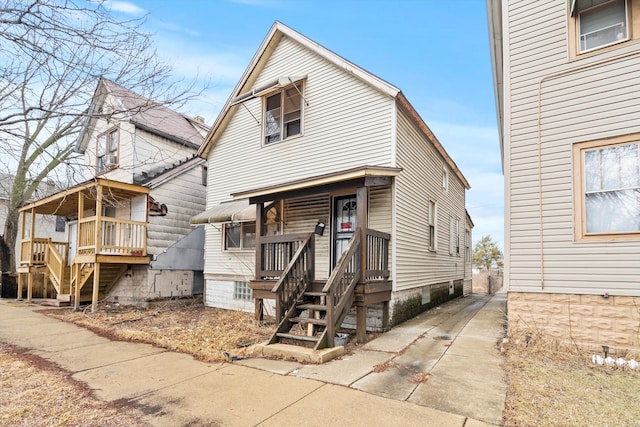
[105,154,117,167]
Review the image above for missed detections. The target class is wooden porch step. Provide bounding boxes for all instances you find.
[296,303,328,311]
[289,317,327,326]
[304,291,326,297]
[276,333,319,343]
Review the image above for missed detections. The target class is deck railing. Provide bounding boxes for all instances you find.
[78,216,147,256]
[20,238,68,266]
[365,228,390,281]
[258,233,314,279]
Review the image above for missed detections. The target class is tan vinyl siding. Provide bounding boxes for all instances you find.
[505,0,640,296]
[393,109,466,292]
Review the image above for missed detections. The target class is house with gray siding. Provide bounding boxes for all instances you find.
[192,22,472,349]
[488,0,640,352]
[17,79,208,308]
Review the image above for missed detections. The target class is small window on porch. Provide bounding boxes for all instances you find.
[264,201,282,235]
[224,221,256,250]
[55,216,66,232]
[233,281,253,300]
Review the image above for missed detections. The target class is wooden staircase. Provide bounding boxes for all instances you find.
[268,231,361,350]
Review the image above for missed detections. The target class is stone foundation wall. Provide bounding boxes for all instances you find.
[508,292,640,354]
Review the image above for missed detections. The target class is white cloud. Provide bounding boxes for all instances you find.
[105,1,146,15]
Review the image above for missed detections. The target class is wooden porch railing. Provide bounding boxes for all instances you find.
[365,228,390,281]
[323,231,362,348]
[78,216,147,255]
[46,241,68,294]
[20,238,68,267]
[258,232,314,279]
[270,233,315,325]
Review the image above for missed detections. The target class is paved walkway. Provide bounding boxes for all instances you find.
[0,293,507,426]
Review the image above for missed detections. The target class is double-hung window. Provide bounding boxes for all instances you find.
[224,222,256,250]
[578,0,628,52]
[264,83,302,144]
[574,136,640,239]
[97,127,119,173]
[570,0,635,56]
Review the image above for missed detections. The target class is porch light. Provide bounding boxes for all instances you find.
[315,221,325,236]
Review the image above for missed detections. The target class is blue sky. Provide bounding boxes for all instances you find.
[107,0,504,248]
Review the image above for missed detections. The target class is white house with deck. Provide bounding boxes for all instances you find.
[17,79,208,308]
[192,22,472,349]
[488,0,640,352]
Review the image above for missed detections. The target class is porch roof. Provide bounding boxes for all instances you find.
[190,198,256,225]
[19,178,149,216]
[231,165,402,204]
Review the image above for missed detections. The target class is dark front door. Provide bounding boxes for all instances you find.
[333,195,357,267]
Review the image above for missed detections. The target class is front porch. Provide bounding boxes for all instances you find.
[17,179,151,310]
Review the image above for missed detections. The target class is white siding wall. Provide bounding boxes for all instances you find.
[82,95,198,185]
[147,166,206,256]
[394,109,467,292]
[204,35,395,278]
[505,0,640,296]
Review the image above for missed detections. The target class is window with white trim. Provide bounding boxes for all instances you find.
[578,0,628,53]
[465,228,471,262]
[574,136,640,240]
[569,0,639,57]
[263,83,303,144]
[233,281,253,301]
[428,200,437,251]
[97,127,119,173]
[224,222,256,250]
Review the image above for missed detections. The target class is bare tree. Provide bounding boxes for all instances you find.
[0,0,201,275]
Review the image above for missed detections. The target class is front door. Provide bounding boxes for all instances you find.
[333,195,357,267]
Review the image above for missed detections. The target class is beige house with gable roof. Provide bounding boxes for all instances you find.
[488,0,640,352]
[192,22,472,349]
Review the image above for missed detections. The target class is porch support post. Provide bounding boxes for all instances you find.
[17,273,23,300]
[254,202,264,320]
[356,186,368,343]
[26,270,33,302]
[91,262,100,313]
[20,209,26,266]
[95,186,103,255]
[74,264,81,311]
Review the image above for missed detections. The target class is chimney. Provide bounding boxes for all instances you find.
[193,115,205,124]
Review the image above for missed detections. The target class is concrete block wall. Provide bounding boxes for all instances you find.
[110,267,195,305]
[508,292,640,354]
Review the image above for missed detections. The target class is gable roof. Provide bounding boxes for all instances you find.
[198,21,469,189]
[76,78,207,153]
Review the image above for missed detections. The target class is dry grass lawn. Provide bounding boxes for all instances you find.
[43,298,275,363]
[0,343,149,427]
[503,333,640,427]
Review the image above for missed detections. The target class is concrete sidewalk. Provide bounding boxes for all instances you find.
[0,293,506,426]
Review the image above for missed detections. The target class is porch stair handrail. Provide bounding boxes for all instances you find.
[46,241,68,295]
[318,230,362,349]
[268,233,315,344]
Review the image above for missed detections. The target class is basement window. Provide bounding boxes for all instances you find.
[233,281,253,301]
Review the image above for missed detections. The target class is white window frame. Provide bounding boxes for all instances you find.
[263,82,303,145]
[577,0,629,53]
[224,221,256,251]
[428,200,437,251]
[465,228,471,262]
[97,127,119,173]
[442,167,449,192]
[573,134,640,241]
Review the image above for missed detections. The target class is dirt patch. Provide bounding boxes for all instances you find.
[41,299,275,363]
[0,343,149,426]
